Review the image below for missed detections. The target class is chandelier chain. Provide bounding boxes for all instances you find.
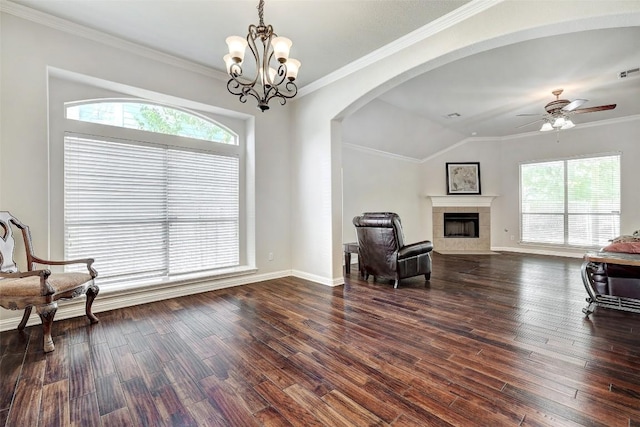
[257,0,265,27]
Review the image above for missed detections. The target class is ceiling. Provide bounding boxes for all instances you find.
[6,1,640,160]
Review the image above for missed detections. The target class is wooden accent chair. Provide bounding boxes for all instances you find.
[0,211,99,352]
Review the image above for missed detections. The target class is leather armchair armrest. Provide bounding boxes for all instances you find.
[398,241,433,259]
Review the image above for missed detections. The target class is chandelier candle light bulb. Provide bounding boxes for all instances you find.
[224,0,301,112]
[285,58,300,81]
[225,36,248,63]
[271,37,292,62]
[259,67,277,87]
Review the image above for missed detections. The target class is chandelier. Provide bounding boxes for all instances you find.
[223,0,301,112]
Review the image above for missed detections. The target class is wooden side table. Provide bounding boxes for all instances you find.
[343,242,359,275]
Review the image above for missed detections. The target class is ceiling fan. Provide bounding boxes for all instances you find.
[517,89,616,131]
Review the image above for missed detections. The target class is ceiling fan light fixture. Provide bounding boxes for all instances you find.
[522,89,617,134]
[540,122,553,132]
[552,116,566,128]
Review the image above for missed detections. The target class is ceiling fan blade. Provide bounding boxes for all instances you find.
[516,113,542,117]
[516,118,544,129]
[562,98,588,112]
[572,104,617,114]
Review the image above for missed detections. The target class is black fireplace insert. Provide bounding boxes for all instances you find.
[443,212,479,238]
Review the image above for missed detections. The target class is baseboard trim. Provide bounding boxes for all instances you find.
[491,246,584,259]
[291,270,343,287]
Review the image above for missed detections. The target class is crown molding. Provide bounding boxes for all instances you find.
[342,142,422,164]
[419,114,640,162]
[344,114,640,165]
[298,0,503,97]
[0,0,228,82]
[420,136,495,163]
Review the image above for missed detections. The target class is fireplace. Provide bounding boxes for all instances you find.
[429,195,495,253]
[444,212,479,238]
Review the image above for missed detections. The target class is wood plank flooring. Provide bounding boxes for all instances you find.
[2,252,640,426]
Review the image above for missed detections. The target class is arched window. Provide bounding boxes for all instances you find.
[66,100,237,145]
[63,99,242,286]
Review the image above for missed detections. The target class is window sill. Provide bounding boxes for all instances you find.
[518,241,602,251]
[98,265,258,297]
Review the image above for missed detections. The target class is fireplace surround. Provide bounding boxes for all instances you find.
[429,196,496,253]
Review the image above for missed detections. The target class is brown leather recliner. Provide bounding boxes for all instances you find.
[352,212,433,288]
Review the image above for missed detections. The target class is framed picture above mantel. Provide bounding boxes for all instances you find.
[446,162,481,195]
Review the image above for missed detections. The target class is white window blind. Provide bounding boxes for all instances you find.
[64,135,239,285]
[520,154,620,247]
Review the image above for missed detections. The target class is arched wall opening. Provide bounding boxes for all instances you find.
[290,1,640,285]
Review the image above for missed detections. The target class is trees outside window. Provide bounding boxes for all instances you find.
[520,154,620,247]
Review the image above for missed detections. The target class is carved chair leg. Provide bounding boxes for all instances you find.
[85,284,100,324]
[36,302,58,353]
[394,279,399,289]
[424,273,431,281]
[17,306,33,330]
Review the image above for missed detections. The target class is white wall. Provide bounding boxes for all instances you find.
[341,99,430,248]
[419,118,640,256]
[419,138,502,242]
[497,118,640,254]
[342,145,424,247]
[0,13,293,326]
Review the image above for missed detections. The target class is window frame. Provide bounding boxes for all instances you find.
[519,152,621,249]
[48,76,255,292]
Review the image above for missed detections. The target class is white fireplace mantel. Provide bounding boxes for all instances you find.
[427,195,498,207]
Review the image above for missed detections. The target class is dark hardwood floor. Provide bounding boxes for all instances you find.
[2,252,640,426]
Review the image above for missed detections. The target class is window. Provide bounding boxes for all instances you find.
[520,154,620,247]
[63,100,241,286]
[66,100,237,145]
